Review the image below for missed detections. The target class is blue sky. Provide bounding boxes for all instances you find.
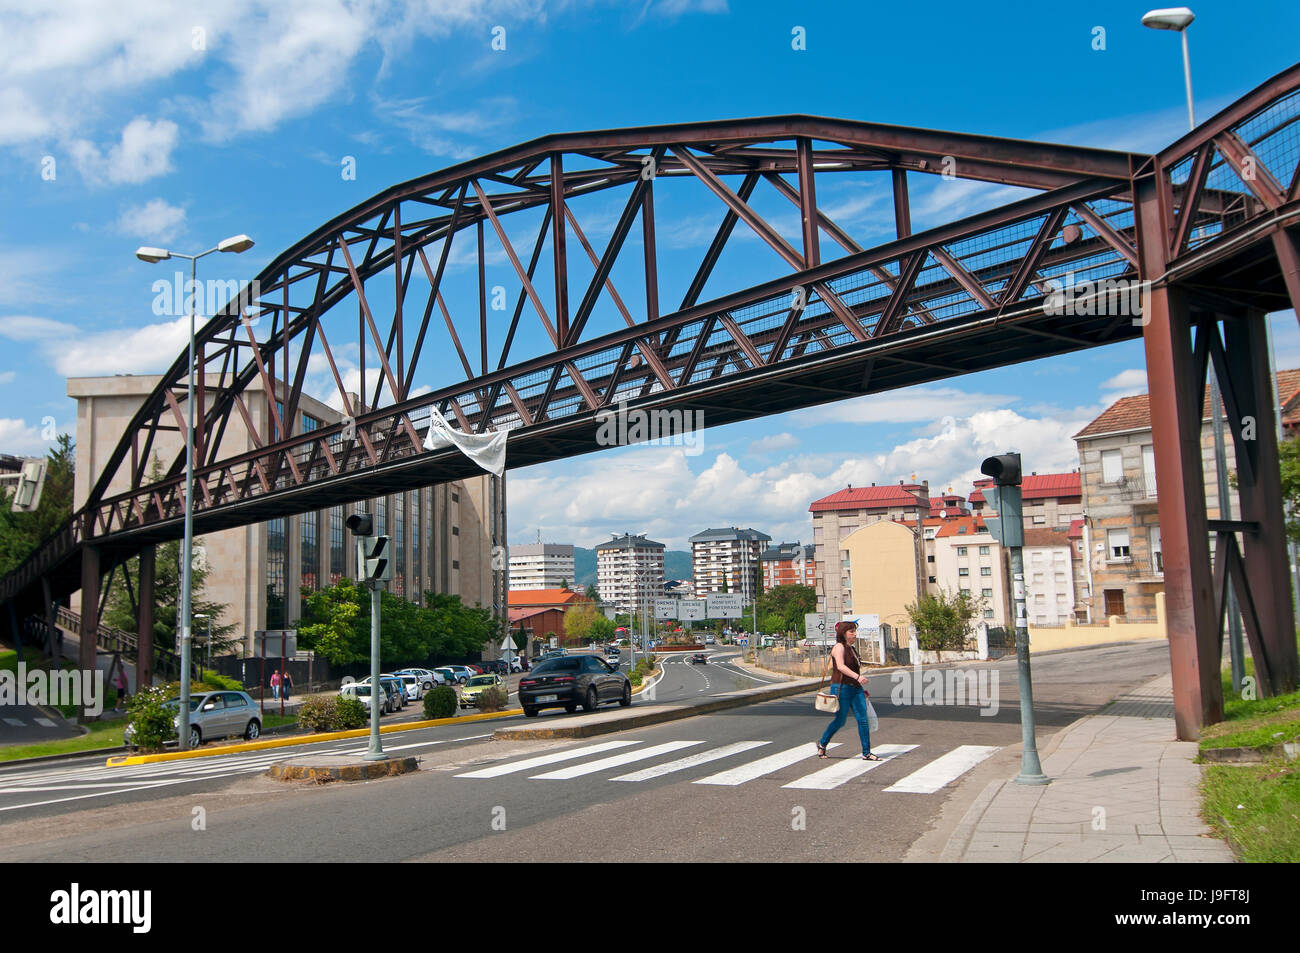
[2,0,1298,552]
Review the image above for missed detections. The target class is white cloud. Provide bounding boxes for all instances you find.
[70,117,179,185]
[0,312,191,377]
[794,385,1018,426]
[117,199,187,242]
[1098,368,1148,400]
[747,432,799,455]
[0,371,15,385]
[0,315,75,341]
[0,417,52,456]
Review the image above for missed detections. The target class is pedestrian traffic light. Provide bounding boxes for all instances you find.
[9,458,46,513]
[356,534,393,583]
[980,452,1022,486]
[345,512,373,537]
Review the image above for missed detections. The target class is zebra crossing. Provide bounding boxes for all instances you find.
[455,738,1000,792]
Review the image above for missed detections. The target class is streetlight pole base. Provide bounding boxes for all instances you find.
[1014,771,1051,786]
[363,749,389,762]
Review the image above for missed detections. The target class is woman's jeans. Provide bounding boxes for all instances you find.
[819,682,871,755]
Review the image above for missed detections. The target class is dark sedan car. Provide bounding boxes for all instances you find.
[518,656,631,717]
[691,653,708,665]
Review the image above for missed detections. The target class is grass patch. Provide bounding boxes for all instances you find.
[0,716,129,762]
[1203,758,1300,862]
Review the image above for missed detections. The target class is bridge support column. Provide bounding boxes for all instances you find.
[78,543,101,722]
[1142,284,1221,739]
[1222,311,1300,698]
[137,544,155,690]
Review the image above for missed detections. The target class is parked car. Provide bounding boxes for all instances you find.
[436,665,475,684]
[536,650,566,663]
[339,682,386,716]
[395,674,422,702]
[704,635,716,645]
[517,656,631,717]
[604,650,621,667]
[357,675,407,711]
[691,653,708,665]
[125,691,261,749]
[459,674,508,709]
[396,668,443,690]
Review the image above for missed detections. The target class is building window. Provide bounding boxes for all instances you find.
[1032,514,1046,524]
[927,555,935,563]
[957,546,968,556]
[929,576,937,584]
[1107,528,1131,559]
[452,526,459,536]
[959,567,969,576]
[1150,526,1163,573]
[1101,449,1123,483]
[1104,588,1126,616]
[300,512,319,593]
[330,507,345,584]
[983,609,994,619]
[1142,444,1157,497]
[982,588,993,598]
[452,559,459,570]
[980,566,991,576]
[266,517,287,629]
[960,588,971,597]
[978,545,989,555]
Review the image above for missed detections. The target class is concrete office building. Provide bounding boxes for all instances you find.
[508,543,576,591]
[68,374,506,654]
[689,526,771,602]
[595,533,665,613]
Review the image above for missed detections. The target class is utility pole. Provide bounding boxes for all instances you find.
[982,453,1049,785]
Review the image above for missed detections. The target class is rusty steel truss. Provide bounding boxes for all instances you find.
[5,63,1300,736]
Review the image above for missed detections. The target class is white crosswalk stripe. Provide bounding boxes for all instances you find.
[455,740,639,779]
[693,742,839,786]
[782,744,916,790]
[883,744,1000,793]
[2,718,25,727]
[531,741,702,780]
[611,741,771,782]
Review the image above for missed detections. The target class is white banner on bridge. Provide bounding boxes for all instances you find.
[653,599,678,620]
[706,593,743,618]
[678,599,707,621]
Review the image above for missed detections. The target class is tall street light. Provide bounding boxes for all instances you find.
[1141,7,1247,693]
[136,235,255,749]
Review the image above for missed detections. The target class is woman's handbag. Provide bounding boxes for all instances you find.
[814,653,839,713]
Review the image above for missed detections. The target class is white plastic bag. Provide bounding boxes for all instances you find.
[866,699,880,733]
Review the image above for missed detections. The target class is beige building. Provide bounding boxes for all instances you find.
[1022,527,1076,626]
[689,526,771,601]
[68,374,506,654]
[595,533,665,613]
[809,482,930,617]
[841,520,921,633]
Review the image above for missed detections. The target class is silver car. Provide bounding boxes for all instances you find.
[125,690,262,749]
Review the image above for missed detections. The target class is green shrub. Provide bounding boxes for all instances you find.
[334,695,368,730]
[198,669,245,691]
[474,686,507,712]
[126,686,178,751]
[628,670,643,687]
[298,695,338,732]
[424,685,457,719]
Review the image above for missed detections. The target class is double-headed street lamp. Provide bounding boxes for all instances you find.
[135,235,254,750]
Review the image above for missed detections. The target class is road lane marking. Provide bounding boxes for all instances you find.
[782,744,916,790]
[529,741,703,780]
[3,718,25,727]
[883,745,1000,793]
[611,741,771,782]
[693,742,838,786]
[454,740,639,778]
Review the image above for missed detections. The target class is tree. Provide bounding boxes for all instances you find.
[1279,432,1300,543]
[906,589,982,653]
[0,433,76,578]
[585,583,600,602]
[756,584,817,636]
[564,601,599,644]
[559,577,569,590]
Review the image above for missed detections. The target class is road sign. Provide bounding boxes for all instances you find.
[706,593,743,618]
[678,599,706,621]
[804,612,827,634]
[653,598,678,620]
[356,535,393,582]
[500,634,515,653]
[254,630,297,657]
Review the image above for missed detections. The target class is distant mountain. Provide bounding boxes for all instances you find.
[572,547,692,588]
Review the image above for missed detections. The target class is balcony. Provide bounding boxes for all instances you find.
[1118,474,1158,504]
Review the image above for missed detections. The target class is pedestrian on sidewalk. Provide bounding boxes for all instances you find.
[816,620,880,761]
[114,668,129,709]
[270,669,281,700]
[281,669,293,702]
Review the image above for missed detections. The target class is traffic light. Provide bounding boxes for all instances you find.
[355,534,393,583]
[980,452,1022,486]
[345,512,373,537]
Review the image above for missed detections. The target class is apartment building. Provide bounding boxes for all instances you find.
[809,482,930,616]
[689,527,771,601]
[759,542,819,592]
[969,472,1083,528]
[67,374,507,653]
[1023,527,1076,625]
[930,516,1009,626]
[841,520,921,630]
[595,533,666,613]
[508,542,576,591]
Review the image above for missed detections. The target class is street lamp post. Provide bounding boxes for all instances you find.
[1141,7,1248,692]
[136,235,254,750]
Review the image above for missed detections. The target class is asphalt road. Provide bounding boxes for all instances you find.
[0,641,1171,862]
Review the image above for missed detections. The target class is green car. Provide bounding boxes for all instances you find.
[459,674,508,709]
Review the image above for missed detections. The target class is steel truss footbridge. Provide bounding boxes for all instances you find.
[5,64,1300,738]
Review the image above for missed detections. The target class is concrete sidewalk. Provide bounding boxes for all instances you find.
[939,673,1235,863]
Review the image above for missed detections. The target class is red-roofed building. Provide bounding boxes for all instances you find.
[507,588,594,653]
[969,472,1082,528]
[1064,370,1300,623]
[929,516,1010,627]
[808,481,930,615]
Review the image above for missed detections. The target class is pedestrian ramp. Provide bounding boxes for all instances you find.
[454,739,999,793]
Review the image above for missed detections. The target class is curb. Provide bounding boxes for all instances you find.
[105,707,526,767]
[1199,742,1300,763]
[268,755,420,782]
[493,678,820,740]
